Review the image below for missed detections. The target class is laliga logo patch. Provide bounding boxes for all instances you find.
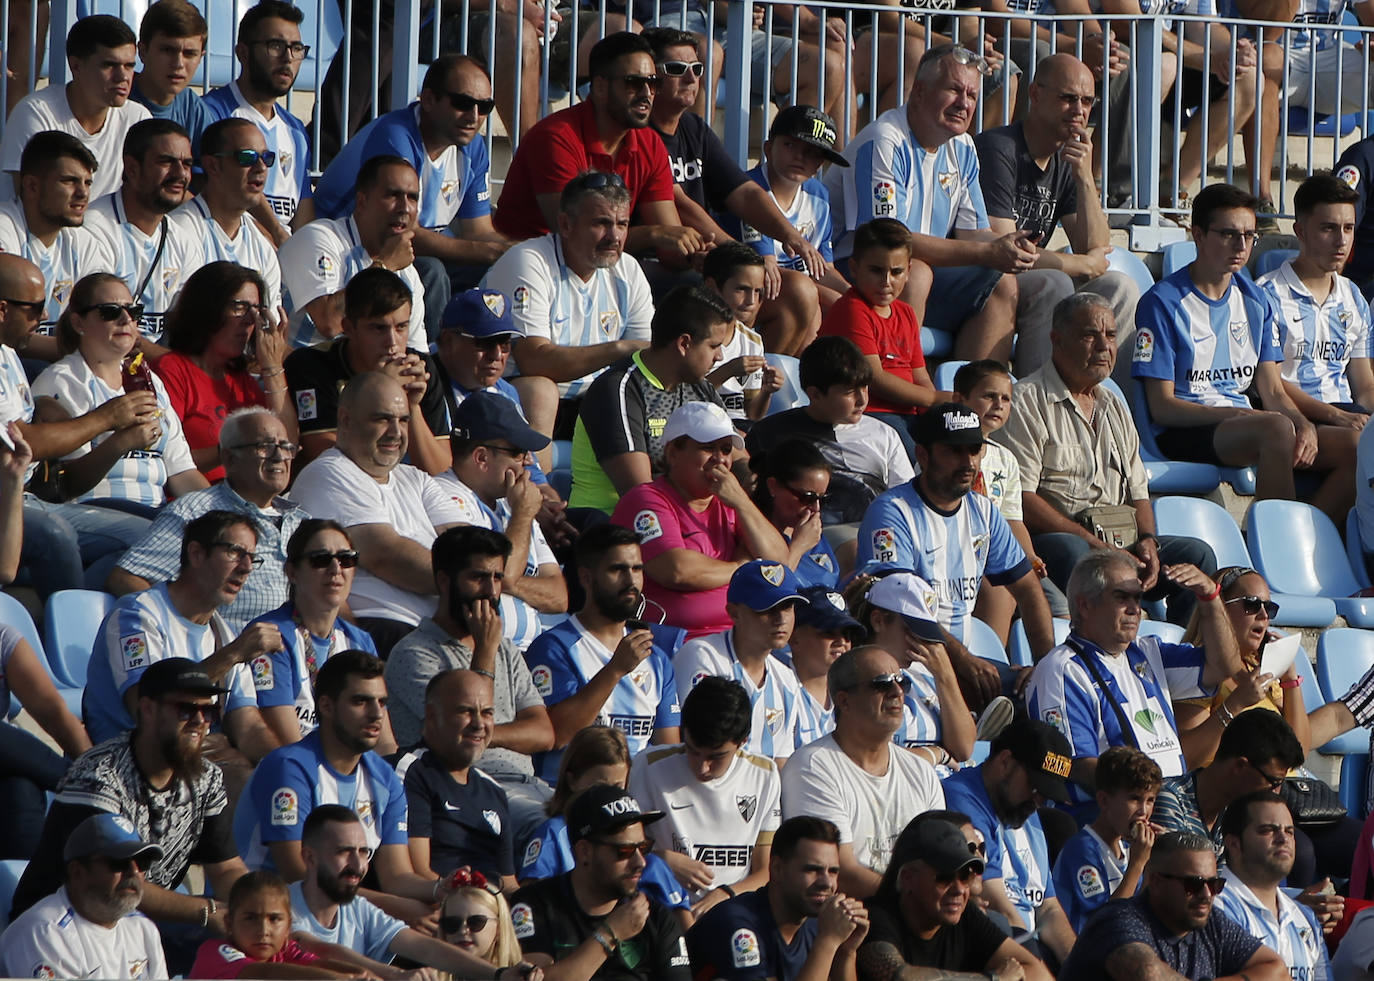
[317,254,335,275]
[121,635,147,668]
[731,929,761,968]
[482,292,506,318]
[251,654,274,690]
[271,788,298,826]
[873,180,895,216]
[633,509,663,543]
[511,902,534,939]
[296,389,318,421]
[1043,708,1065,734]
[1339,165,1361,189]
[1134,328,1154,363]
[512,285,529,311]
[1077,865,1104,897]
[523,837,542,865]
[531,665,553,697]
[760,563,785,586]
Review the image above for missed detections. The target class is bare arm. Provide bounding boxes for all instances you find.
[225,705,283,763]
[854,940,992,980]
[374,842,445,903]
[1142,377,1255,427]
[107,567,153,596]
[300,294,346,342]
[836,842,882,899]
[1033,897,1076,965]
[1008,570,1057,661]
[347,523,441,595]
[602,452,654,497]
[643,549,742,591]
[7,639,90,756]
[261,704,304,746]
[513,335,648,384]
[1348,358,1374,411]
[491,704,555,755]
[862,355,944,410]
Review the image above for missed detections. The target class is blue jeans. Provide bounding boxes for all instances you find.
[0,722,67,859]
[20,496,152,597]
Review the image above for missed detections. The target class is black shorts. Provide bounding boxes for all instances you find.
[1168,67,1232,117]
[1154,423,1224,464]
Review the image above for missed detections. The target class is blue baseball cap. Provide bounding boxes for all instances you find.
[451,391,550,452]
[794,585,864,637]
[727,560,805,612]
[440,289,525,339]
[64,813,164,864]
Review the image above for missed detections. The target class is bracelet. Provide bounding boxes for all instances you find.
[1137,532,1157,545]
[472,667,496,680]
[1205,581,1222,602]
[208,897,217,915]
[720,884,736,898]
[603,921,619,944]
[1216,702,1235,727]
[259,366,285,377]
[1280,676,1303,689]
[199,899,211,927]
[592,929,617,955]
[371,257,389,272]
[262,386,287,395]
[432,877,443,901]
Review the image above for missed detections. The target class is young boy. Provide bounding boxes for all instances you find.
[190,872,351,979]
[819,217,944,459]
[719,105,852,307]
[1051,746,1164,932]
[130,0,214,147]
[703,242,783,422]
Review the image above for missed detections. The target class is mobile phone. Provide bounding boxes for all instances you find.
[626,618,649,632]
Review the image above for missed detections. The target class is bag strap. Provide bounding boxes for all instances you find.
[1065,636,1141,751]
[135,217,169,304]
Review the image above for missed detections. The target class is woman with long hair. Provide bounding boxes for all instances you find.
[751,437,841,588]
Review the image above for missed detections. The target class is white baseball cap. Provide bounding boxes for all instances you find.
[661,401,744,449]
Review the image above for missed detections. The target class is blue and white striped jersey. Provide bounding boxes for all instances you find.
[525,615,683,782]
[1214,869,1330,981]
[0,200,115,332]
[1259,259,1373,402]
[1133,267,1284,427]
[0,344,33,425]
[86,194,197,340]
[167,196,283,310]
[31,353,197,506]
[825,107,989,261]
[202,82,312,229]
[85,582,254,743]
[1288,0,1359,52]
[791,681,834,748]
[674,629,802,760]
[895,663,945,748]
[720,162,834,269]
[856,483,1031,643]
[1053,825,1132,931]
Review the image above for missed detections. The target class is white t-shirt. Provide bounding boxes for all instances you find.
[0,885,168,979]
[715,320,765,421]
[289,447,468,624]
[279,215,426,350]
[85,194,198,341]
[0,200,116,331]
[978,439,1024,522]
[780,732,944,874]
[629,744,781,901]
[0,86,151,202]
[0,343,34,425]
[482,233,654,398]
[166,196,283,310]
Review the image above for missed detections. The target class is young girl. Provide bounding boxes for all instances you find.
[440,869,527,969]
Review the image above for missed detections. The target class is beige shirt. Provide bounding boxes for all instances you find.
[992,360,1150,518]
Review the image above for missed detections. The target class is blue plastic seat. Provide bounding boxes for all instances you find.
[0,592,82,719]
[932,360,968,392]
[550,440,573,472]
[42,589,113,688]
[1286,106,1374,138]
[964,616,1009,665]
[1106,377,1222,495]
[1315,628,1374,813]
[1252,249,1297,278]
[764,354,808,415]
[1245,500,1363,627]
[921,328,954,361]
[0,859,27,925]
[1136,620,1185,643]
[1161,242,1197,277]
[1349,508,1373,590]
[1008,617,1071,668]
[1151,496,1252,570]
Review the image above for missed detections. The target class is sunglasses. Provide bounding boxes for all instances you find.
[445,91,496,115]
[576,171,627,192]
[2,296,45,314]
[80,301,145,322]
[612,73,659,90]
[784,484,830,506]
[164,699,221,725]
[1156,872,1226,896]
[848,672,913,694]
[304,548,359,570]
[593,839,654,860]
[440,914,492,935]
[659,60,704,78]
[948,45,994,77]
[1224,595,1279,619]
[934,866,980,886]
[213,148,277,167]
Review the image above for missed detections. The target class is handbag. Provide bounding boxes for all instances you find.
[1075,504,1139,549]
[1281,776,1347,828]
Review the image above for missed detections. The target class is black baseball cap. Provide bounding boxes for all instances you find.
[451,391,550,453]
[889,817,985,877]
[913,402,985,448]
[139,658,228,701]
[566,785,664,843]
[768,105,850,167]
[992,718,1074,803]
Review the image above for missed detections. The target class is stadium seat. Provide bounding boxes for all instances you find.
[1161,242,1197,277]
[764,354,808,415]
[0,592,81,719]
[1316,628,1374,814]
[43,589,113,689]
[550,440,573,472]
[1285,106,1374,138]
[1008,617,1071,668]
[1252,249,1297,278]
[1151,496,1252,570]
[1106,377,1222,495]
[969,740,992,765]
[1136,620,1185,643]
[1245,500,1361,627]
[921,328,954,361]
[1349,508,1373,590]
[0,859,26,925]
[1105,247,1155,295]
[964,616,1009,665]
[932,360,968,392]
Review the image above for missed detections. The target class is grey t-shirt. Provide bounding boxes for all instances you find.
[974,122,1078,244]
[383,618,542,777]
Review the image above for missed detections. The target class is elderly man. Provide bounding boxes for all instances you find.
[1024,550,1241,821]
[1,813,167,979]
[108,407,307,629]
[289,372,467,655]
[994,292,1218,625]
[826,44,1028,361]
[1057,832,1286,981]
[780,646,944,899]
[973,54,1139,375]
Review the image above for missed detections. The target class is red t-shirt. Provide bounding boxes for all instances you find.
[819,288,926,414]
[493,100,675,240]
[154,352,268,482]
[610,475,739,639]
[190,938,319,979]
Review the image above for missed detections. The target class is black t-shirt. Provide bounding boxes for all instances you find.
[397,749,515,881]
[653,113,750,212]
[857,895,1006,980]
[510,873,692,981]
[687,886,818,981]
[974,122,1079,244]
[284,336,449,437]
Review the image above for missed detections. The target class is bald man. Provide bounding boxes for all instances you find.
[974,53,1139,376]
[288,372,468,655]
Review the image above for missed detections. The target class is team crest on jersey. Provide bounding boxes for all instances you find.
[279,150,292,171]
[633,509,664,543]
[531,665,553,697]
[512,285,529,311]
[129,958,149,978]
[736,794,758,821]
[296,388,318,421]
[731,929,761,968]
[765,707,784,733]
[971,533,988,561]
[271,788,298,826]
[51,279,72,308]
[937,169,958,191]
[1339,165,1361,189]
[1077,865,1104,897]
[357,800,374,826]
[218,945,247,963]
[1229,320,1248,344]
[511,902,534,939]
[162,267,181,293]
[251,654,274,690]
[1134,328,1154,363]
[483,809,502,833]
[872,527,897,562]
[1340,308,1353,328]
[483,292,507,318]
[814,553,834,571]
[760,563,785,586]
[631,667,652,693]
[1133,659,1149,678]
[441,179,458,202]
[599,311,618,335]
[121,635,147,669]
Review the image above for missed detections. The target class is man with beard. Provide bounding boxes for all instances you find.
[202,0,310,244]
[85,118,196,346]
[686,816,867,981]
[510,784,693,981]
[1058,832,1286,981]
[385,525,554,841]
[289,372,468,655]
[1,813,167,979]
[1213,791,1332,979]
[855,815,1049,981]
[85,510,283,768]
[10,659,249,958]
[525,523,683,782]
[395,669,516,889]
[942,718,1079,966]
[858,403,1056,709]
[236,651,441,919]
[290,804,535,979]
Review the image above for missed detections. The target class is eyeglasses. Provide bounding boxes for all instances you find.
[1156,872,1226,896]
[1243,758,1286,793]
[611,73,659,90]
[1208,227,1260,248]
[213,541,264,567]
[229,440,300,459]
[1224,595,1279,620]
[79,301,144,322]
[212,148,277,168]
[593,839,654,860]
[481,444,528,459]
[227,299,271,320]
[304,548,359,570]
[1,297,45,314]
[439,914,493,935]
[934,866,980,886]
[444,91,496,115]
[948,45,993,77]
[659,60,704,78]
[845,672,914,694]
[163,699,221,725]
[783,484,830,506]
[249,38,310,60]
[97,855,149,873]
